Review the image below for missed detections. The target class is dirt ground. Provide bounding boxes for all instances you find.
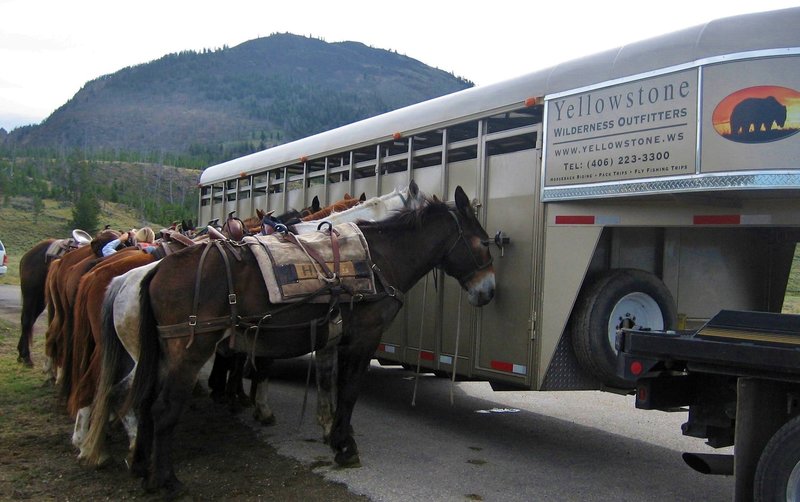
[0,304,368,501]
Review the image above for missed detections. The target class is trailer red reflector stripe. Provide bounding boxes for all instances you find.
[693,214,741,225]
[420,350,434,361]
[490,360,527,375]
[555,215,595,225]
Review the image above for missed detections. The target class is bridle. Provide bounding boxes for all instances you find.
[441,209,493,285]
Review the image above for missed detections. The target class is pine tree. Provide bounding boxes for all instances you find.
[71,192,101,232]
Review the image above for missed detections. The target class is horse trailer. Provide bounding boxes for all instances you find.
[198,6,800,498]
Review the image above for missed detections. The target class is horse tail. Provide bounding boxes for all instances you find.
[58,286,81,405]
[66,275,95,416]
[82,274,128,465]
[44,260,64,362]
[130,265,160,414]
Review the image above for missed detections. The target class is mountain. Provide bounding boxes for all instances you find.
[3,33,473,165]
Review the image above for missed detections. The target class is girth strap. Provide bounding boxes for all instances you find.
[184,240,238,349]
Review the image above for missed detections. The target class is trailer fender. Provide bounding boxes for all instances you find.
[570,268,677,389]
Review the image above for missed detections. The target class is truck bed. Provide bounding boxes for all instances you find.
[618,310,800,384]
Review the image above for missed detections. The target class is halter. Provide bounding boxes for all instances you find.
[441,209,493,285]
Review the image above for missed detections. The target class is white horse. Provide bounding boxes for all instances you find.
[80,180,425,465]
[292,181,422,233]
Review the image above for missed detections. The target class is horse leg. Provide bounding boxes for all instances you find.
[72,405,92,457]
[329,349,373,467]
[88,368,136,468]
[147,356,210,497]
[17,295,44,367]
[233,354,251,408]
[315,344,338,443]
[207,350,230,404]
[131,383,155,480]
[223,353,246,414]
[248,357,276,425]
[121,408,138,456]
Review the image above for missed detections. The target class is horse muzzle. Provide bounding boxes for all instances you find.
[465,268,496,307]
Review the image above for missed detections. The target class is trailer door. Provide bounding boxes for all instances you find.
[473,125,541,388]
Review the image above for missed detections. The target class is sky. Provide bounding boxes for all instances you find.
[1,0,799,131]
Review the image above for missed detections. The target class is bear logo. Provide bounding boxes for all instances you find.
[713,86,798,144]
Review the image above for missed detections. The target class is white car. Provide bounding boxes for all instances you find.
[0,240,7,275]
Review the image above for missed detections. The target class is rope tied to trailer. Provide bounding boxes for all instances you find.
[411,272,430,407]
[410,272,464,407]
[450,289,463,406]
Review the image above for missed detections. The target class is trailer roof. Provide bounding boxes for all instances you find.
[200,7,800,185]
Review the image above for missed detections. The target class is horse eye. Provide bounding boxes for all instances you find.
[480,239,491,247]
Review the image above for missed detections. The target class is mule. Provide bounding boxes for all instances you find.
[128,186,494,496]
[246,180,425,424]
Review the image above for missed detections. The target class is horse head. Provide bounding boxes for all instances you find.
[438,186,495,306]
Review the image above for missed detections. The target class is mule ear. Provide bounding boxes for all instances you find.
[359,192,367,201]
[257,208,265,219]
[454,186,471,215]
[312,196,321,212]
[409,179,419,198]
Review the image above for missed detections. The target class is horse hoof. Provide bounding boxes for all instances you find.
[253,410,276,426]
[334,449,361,468]
[95,454,113,470]
[164,481,187,501]
[209,390,226,404]
[333,452,361,469]
[17,356,33,368]
[142,477,157,493]
[129,460,148,479]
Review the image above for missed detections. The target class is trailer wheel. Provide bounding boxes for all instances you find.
[570,268,677,389]
[754,415,800,502]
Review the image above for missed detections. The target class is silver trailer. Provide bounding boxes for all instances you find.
[198,7,800,396]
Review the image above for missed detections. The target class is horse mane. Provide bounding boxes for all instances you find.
[356,195,448,231]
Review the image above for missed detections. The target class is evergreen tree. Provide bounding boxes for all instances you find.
[71,192,101,231]
[32,195,44,223]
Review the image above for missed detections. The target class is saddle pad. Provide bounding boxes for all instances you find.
[244,222,376,304]
[45,238,74,260]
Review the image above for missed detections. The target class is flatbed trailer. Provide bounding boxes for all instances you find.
[618,310,800,501]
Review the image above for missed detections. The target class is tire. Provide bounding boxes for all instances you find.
[754,415,800,502]
[570,268,677,389]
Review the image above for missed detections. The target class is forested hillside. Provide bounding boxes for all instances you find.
[2,33,472,168]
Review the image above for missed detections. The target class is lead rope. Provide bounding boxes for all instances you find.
[410,272,429,407]
[297,320,316,431]
[450,290,463,406]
